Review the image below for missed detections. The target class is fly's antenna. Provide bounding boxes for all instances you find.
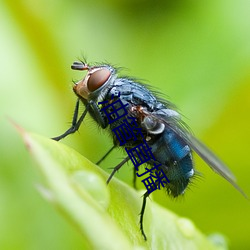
[71,61,89,71]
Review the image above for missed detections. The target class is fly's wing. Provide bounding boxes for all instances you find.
[180,131,248,198]
[151,109,248,198]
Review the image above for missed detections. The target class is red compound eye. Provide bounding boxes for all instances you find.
[87,68,111,92]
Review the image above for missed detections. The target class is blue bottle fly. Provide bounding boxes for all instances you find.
[52,60,246,240]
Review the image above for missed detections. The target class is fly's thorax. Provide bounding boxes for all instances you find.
[73,64,117,102]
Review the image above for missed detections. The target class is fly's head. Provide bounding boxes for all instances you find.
[72,61,116,101]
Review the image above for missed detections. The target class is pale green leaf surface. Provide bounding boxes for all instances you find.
[19,129,226,250]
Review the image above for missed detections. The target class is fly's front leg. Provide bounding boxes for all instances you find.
[89,100,108,129]
[52,99,89,141]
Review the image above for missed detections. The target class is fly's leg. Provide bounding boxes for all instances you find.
[52,100,89,141]
[133,167,137,189]
[140,173,162,240]
[107,156,130,184]
[140,191,150,240]
[96,145,116,165]
[89,100,107,129]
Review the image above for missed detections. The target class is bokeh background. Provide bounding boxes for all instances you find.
[1,0,250,249]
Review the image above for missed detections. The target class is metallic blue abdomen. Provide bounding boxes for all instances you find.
[150,128,193,196]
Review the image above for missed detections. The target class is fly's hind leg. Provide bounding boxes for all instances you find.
[139,191,150,240]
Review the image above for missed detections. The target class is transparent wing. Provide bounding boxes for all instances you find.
[177,129,247,198]
[148,109,247,198]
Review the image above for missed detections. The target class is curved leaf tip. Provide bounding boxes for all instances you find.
[16,126,227,250]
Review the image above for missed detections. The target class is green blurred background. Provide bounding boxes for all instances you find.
[1,0,250,249]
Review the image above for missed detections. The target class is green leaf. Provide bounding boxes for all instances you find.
[19,128,226,250]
